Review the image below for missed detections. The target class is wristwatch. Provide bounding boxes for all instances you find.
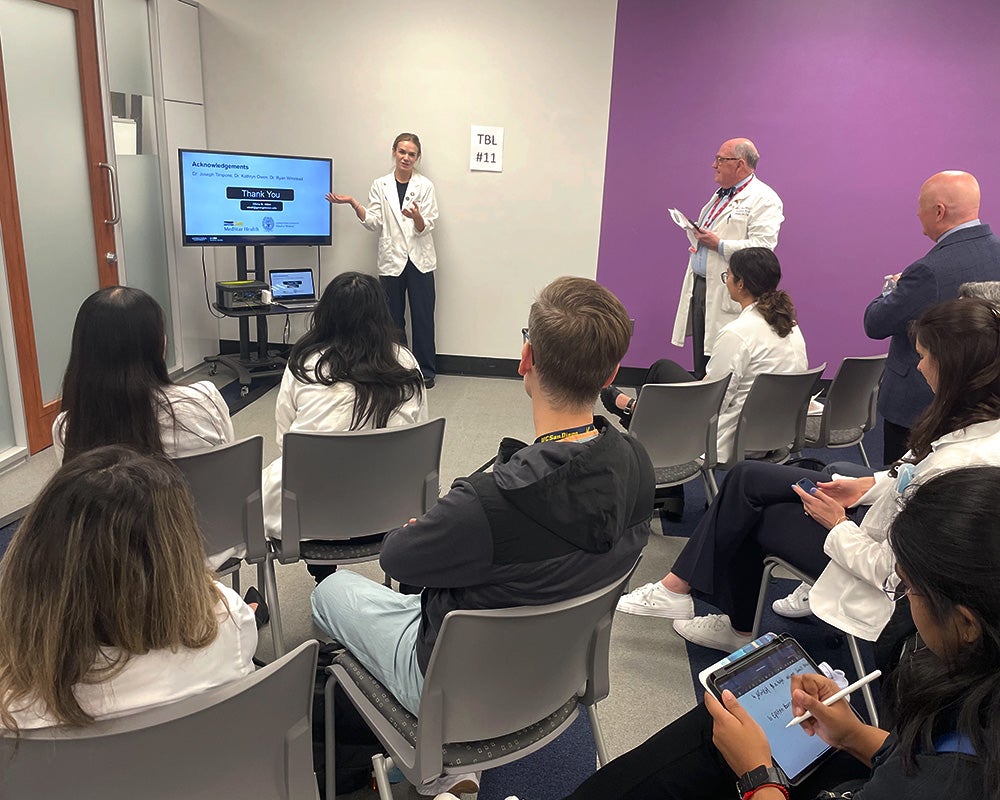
[736,764,790,799]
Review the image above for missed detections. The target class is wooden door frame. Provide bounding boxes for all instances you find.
[0,0,119,453]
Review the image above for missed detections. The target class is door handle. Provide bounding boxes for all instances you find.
[98,161,121,225]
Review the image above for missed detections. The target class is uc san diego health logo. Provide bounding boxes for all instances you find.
[262,216,275,232]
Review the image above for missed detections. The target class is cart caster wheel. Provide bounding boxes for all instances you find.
[208,364,217,376]
[240,385,249,398]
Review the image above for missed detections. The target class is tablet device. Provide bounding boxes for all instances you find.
[704,634,843,785]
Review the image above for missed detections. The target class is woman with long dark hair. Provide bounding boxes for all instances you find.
[617,298,1000,655]
[261,271,427,536]
[54,286,233,463]
[554,466,1000,800]
[0,447,255,731]
[605,246,807,519]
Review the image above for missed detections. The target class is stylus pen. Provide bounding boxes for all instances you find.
[785,669,882,728]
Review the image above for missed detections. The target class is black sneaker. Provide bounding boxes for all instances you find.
[600,385,633,429]
[424,377,436,389]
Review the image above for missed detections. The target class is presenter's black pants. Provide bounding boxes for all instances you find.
[381,260,436,379]
[561,701,867,800]
[671,461,835,633]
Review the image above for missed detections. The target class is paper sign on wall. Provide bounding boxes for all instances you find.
[470,125,504,172]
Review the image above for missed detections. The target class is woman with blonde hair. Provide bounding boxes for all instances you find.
[0,446,255,731]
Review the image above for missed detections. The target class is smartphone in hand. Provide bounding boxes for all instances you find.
[795,477,819,495]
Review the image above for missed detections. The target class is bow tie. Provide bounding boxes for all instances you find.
[717,186,737,199]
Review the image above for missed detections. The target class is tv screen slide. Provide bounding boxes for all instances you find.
[179,149,332,246]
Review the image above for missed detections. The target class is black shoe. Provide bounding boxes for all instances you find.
[424,377,436,389]
[600,385,633,429]
[243,586,270,629]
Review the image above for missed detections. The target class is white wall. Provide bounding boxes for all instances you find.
[194,0,618,359]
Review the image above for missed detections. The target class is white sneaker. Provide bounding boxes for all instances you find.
[772,582,812,619]
[417,772,480,796]
[673,615,754,653]
[616,582,694,619]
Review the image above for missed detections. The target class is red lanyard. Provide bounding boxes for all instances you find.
[700,175,753,228]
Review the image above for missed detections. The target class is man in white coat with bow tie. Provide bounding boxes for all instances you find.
[671,138,783,377]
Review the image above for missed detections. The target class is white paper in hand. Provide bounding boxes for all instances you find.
[668,208,700,249]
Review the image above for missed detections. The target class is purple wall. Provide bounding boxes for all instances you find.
[598,0,1000,372]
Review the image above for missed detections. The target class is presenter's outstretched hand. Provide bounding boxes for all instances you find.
[326,193,355,205]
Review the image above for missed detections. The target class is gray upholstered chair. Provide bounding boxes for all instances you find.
[270,418,445,573]
[627,375,731,503]
[804,355,887,467]
[0,640,320,800]
[716,365,827,476]
[752,557,879,726]
[324,564,638,800]
[172,435,284,657]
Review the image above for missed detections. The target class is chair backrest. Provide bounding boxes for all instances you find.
[281,418,445,546]
[820,355,888,438]
[724,364,826,468]
[172,435,267,563]
[414,563,637,763]
[0,640,319,800]
[628,375,732,470]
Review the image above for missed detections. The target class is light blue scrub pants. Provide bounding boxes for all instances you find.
[311,570,425,715]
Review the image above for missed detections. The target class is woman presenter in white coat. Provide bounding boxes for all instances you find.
[327,133,439,387]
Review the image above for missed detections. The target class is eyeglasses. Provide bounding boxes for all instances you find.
[521,327,541,368]
[720,271,729,283]
[713,156,741,165]
[881,574,913,603]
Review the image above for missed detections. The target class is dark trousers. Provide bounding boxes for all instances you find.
[882,419,910,464]
[671,461,834,632]
[690,274,708,379]
[641,358,696,391]
[381,261,436,379]
[562,702,867,800]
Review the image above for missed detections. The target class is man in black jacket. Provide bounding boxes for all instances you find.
[311,276,654,795]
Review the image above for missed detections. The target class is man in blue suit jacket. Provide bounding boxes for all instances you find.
[864,170,1000,463]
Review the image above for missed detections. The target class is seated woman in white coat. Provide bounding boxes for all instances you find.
[0,446,256,731]
[262,272,428,575]
[616,298,1000,655]
[603,247,807,516]
[51,286,236,569]
[53,286,233,464]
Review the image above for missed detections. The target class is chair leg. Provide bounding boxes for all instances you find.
[704,469,719,501]
[325,677,337,800]
[846,635,879,727]
[258,559,286,657]
[857,441,871,468]
[372,754,394,800]
[587,703,610,767]
[751,561,776,639]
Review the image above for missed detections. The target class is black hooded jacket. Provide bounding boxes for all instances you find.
[380,417,655,673]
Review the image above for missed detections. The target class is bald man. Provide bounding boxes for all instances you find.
[865,170,1000,462]
[671,138,784,378]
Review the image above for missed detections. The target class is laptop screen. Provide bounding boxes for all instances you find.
[269,269,316,301]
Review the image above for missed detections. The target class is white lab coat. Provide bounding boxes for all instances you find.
[671,176,784,355]
[703,304,808,463]
[810,418,1000,640]
[262,345,429,537]
[361,172,438,276]
[8,583,256,729]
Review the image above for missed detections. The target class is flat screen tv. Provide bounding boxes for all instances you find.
[179,149,332,246]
